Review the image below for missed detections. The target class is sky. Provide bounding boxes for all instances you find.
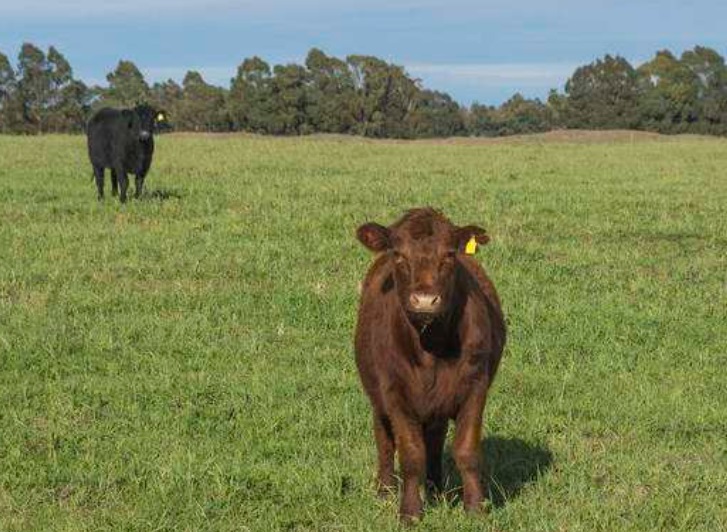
[1,0,726,105]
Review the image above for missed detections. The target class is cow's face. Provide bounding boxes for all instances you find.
[357,208,489,325]
[134,104,164,141]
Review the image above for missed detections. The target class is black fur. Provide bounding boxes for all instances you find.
[86,104,160,203]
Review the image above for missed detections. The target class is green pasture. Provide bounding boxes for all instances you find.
[0,132,725,531]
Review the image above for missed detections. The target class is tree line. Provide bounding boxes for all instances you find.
[2,43,727,137]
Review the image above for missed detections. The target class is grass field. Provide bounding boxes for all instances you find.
[1,132,726,531]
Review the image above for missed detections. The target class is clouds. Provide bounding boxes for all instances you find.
[405,62,580,104]
[0,0,242,17]
[142,61,577,89]
[0,0,405,18]
[1,0,725,105]
[142,66,236,87]
[142,61,577,86]
[0,0,672,20]
[407,62,578,88]
[137,61,577,106]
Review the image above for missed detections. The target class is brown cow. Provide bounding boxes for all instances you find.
[354,208,506,523]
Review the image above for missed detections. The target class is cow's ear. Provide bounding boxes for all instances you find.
[456,225,490,253]
[356,223,391,252]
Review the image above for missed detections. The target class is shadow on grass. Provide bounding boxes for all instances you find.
[142,188,183,201]
[442,435,553,508]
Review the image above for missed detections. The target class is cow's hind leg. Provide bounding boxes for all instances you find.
[373,413,396,496]
[424,420,447,498]
[110,169,119,196]
[115,166,129,203]
[93,165,105,200]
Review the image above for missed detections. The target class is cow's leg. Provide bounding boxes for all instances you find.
[93,165,105,200]
[134,174,145,199]
[424,420,447,497]
[115,166,129,204]
[453,383,488,513]
[392,415,426,523]
[373,413,395,496]
[110,169,118,196]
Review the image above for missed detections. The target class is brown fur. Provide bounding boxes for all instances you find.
[354,208,506,522]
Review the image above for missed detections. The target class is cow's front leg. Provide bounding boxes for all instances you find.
[134,174,145,199]
[392,415,425,523]
[424,420,447,497]
[373,413,396,496]
[115,166,129,203]
[453,381,488,513]
[110,169,119,196]
[93,165,104,200]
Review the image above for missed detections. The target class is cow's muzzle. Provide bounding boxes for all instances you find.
[408,292,442,314]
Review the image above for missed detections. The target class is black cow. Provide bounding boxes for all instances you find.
[86,104,165,203]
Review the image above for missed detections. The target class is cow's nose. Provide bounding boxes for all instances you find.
[409,293,441,313]
[139,130,151,140]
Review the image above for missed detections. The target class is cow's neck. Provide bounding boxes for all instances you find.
[390,263,471,362]
[409,280,466,360]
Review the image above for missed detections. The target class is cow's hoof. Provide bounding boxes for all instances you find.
[463,498,487,514]
[399,512,422,526]
[399,500,423,525]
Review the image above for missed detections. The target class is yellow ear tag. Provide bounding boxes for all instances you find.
[156,113,165,121]
[465,236,478,255]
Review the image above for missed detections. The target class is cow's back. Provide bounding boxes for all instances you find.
[87,108,134,168]
[87,108,118,166]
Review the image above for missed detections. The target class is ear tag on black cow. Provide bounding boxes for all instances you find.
[465,236,478,255]
[156,113,165,122]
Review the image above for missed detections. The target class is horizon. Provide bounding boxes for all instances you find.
[1,1,725,106]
